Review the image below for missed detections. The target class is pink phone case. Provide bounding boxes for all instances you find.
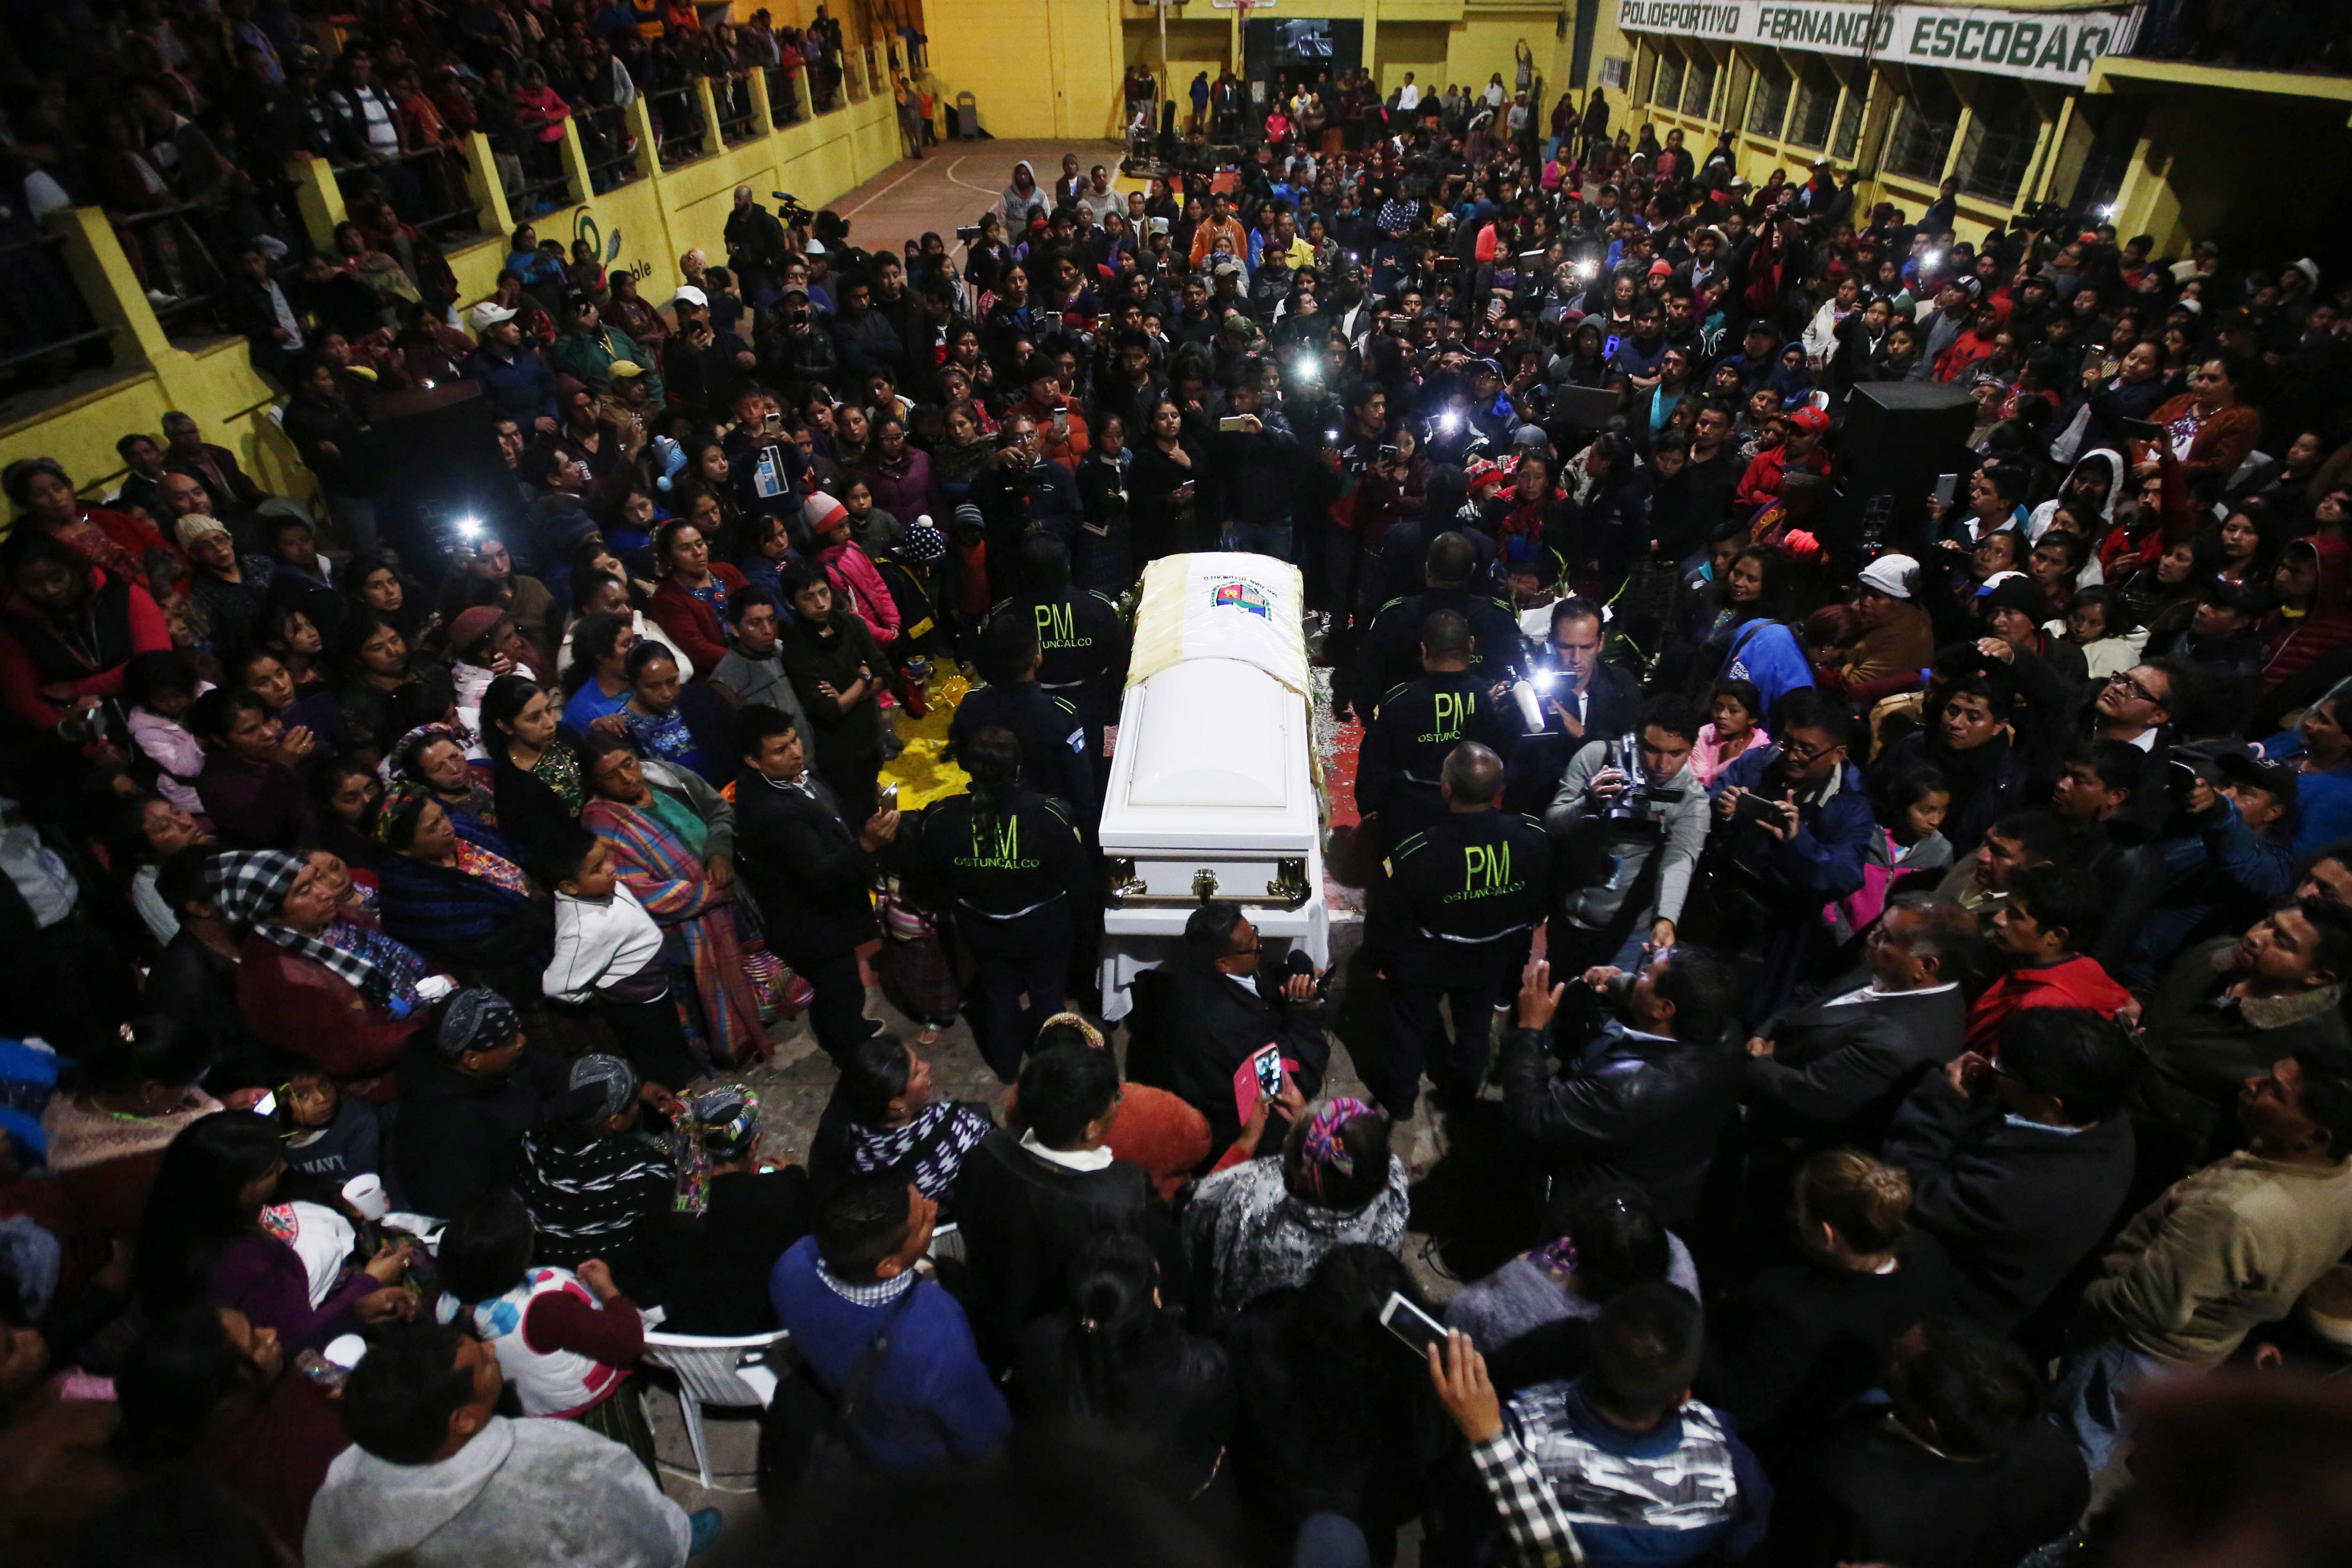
[1232,1046,1295,1123]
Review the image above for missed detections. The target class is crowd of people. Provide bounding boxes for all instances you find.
[5,22,2352,1568]
[0,0,877,359]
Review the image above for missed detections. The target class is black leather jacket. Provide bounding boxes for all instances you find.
[1499,1020,1742,1226]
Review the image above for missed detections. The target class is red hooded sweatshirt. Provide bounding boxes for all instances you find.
[2260,534,2352,695]
[1963,952,2134,1059]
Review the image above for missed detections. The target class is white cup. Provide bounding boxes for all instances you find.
[342,1173,390,1221]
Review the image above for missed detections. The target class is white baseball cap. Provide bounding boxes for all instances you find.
[672,285,708,308]
[469,301,518,330]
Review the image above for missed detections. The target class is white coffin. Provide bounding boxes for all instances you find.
[1096,554,1328,1019]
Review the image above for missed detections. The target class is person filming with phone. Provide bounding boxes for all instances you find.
[1696,688,1879,1019]
[1125,900,1332,1162]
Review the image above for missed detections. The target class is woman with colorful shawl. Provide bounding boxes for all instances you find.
[375,782,554,996]
[216,848,442,1093]
[580,732,770,1066]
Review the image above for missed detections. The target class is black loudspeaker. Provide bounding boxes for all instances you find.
[1828,382,1978,562]
[363,382,526,573]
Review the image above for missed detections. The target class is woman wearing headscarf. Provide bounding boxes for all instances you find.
[1181,1097,1411,1313]
[656,1087,814,1336]
[218,848,444,1091]
[383,721,499,834]
[580,732,769,1067]
[374,784,553,996]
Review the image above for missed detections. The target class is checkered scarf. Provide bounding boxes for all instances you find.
[210,850,423,1008]
[850,1100,991,1200]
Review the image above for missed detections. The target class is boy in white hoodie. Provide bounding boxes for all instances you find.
[542,826,699,1092]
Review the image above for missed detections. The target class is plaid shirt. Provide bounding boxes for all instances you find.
[1471,1432,1583,1568]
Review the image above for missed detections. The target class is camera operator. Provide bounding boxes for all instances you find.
[1543,695,1710,980]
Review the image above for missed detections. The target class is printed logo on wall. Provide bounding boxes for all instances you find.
[1614,1,2138,86]
[572,213,637,275]
[1210,577,1275,620]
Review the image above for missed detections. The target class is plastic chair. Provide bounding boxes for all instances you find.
[639,1328,790,1492]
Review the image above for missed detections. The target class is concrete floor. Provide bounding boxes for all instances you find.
[817,136,1128,256]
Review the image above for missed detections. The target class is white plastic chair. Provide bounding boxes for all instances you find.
[639,1328,790,1492]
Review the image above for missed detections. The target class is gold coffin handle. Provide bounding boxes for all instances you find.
[1105,858,1310,911]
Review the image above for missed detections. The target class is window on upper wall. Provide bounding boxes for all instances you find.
[1958,77,2042,204]
[1831,75,1867,160]
[1653,51,1685,117]
[1635,49,1658,107]
[1745,56,1792,137]
[1785,57,1840,150]
[1683,54,1718,119]
[1883,69,1961,182]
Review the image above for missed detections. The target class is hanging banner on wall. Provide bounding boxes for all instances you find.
[1614,1,2140,86]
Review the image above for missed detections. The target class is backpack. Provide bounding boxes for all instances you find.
[755,1284,919,1510]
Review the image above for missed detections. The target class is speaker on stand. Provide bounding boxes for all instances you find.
[1827,382,1979,565]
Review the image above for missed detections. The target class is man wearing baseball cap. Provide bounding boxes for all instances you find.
[463,299,561,432]
[1733,404,1832,515]
[1845,554,1936,705]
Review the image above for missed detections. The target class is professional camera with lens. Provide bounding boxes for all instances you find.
[770,189,815,226]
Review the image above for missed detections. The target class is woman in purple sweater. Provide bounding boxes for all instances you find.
[133,1110,419,1352]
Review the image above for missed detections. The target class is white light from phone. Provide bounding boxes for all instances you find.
[457,517,482,538]
[1440,412,1463,434]
[1923,250,1945,272]
[1575,261,1597,280]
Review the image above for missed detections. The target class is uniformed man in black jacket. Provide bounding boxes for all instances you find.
[1352,530,1528,714]
[1375,742,1552,1120]
[950,614,1096,819]
[1356,608,1521,852]
[905,725,1086,1082]
[987,533,1130,795]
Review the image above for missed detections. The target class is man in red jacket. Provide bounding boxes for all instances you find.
[1732,406,1831,516]
[1964,864,2133,1058]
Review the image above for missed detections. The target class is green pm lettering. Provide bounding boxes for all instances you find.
[1431,689,1473,739]
[1463,842,1511,894]
[1036,602,1077,646]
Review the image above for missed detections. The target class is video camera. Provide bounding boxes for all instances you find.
[770,190,815,226]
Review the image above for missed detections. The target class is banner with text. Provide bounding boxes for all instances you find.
[1615,2,2140,86]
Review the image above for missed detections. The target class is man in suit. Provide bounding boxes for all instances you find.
[733,705,894,1061]
[1743,893,1979,1149]
[1124,900,1330,1160]
[949,1040,1181,1370]
[1882,1006,2139,1331]
[1504,597,1643,817]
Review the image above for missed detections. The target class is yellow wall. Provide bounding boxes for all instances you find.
[1122,16,1234,107]
[928,0,1124,140]
[1,82,904,514]
[1378,21,1451,94]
